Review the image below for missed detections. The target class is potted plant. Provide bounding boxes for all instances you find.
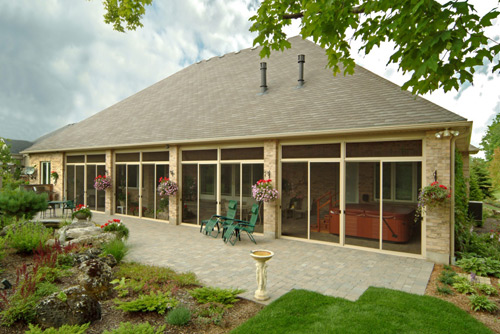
[252,179,279,202]
[116,190,126,207]
[72,204,92,221]
[415,181,451,220]
[51,171,59,184]
[157,177,178,197]
[94,174,111,191]
[100,219,129,240]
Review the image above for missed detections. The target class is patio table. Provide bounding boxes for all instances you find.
[46,200,67,218]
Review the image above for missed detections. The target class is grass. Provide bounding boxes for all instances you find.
[231,288,492,334]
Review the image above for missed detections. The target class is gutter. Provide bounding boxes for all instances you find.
[22,120,473,154]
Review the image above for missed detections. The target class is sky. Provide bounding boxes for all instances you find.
[1,0,499,153]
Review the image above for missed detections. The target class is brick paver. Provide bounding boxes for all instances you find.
[93,213,434,304]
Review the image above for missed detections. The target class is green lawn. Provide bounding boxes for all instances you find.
[231,288,492,334]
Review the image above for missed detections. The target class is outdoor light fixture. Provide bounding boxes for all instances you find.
[1,279,12,290]
[435,128,459,139]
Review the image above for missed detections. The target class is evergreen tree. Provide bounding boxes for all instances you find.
[481,112,500,162]
[470,157,493,198]
[469,171,484,201]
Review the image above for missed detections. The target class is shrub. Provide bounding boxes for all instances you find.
[195,303,226,325]
[452,281,476,294]
[436,284,454,295]
[115,291,178,315]
[34,281,60,300]
[476,283,498,296]
[56,253,75,268]
[0,236,6,262]
[101,239,128,263]
[25,323,89,333]
[6,222,52,253]
[102,322,165,334]
[116,263,199,290]
[166,306,191,326]
[189,287,244,306]
[438,270,457,285]
[0,189,48,220]
[469,294,499,313]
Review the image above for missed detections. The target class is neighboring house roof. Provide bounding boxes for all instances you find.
[24,36,468,153]
[469,144,480,154]
[7,139,33,155]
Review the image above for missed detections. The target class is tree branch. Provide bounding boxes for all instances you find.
[282,6,364,20]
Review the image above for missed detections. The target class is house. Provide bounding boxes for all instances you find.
[22,36,474,264]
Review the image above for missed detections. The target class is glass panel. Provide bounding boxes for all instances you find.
[221,147,263,160]
[86,165,97,210]
[282,144,341,159]
[67,165,75,201]
[127,165,140,216]
[375,163,391,200]
[41,162,50,185]
[182,149,217,161]
[142,165,155,218]
[243,164,264,232]
[75,166,85,207]
[96,165,106,212]
[345,162,380,249]
[282,162,308,238]
[143,151,169,161]
[382,162,422,254]
[310,163,340,243]
[220,164,240,218]
[182,164,198,224]
[199,165,217,225]
[115,165,127,214]
[346,140,422,157]
[156,164,169,220]
[87,154,105,163]
[116,153,140,162]
[67,155,85,163]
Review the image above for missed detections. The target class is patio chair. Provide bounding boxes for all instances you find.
[223,203,259,246]
[62,200,75,218]
[201,200,238,238]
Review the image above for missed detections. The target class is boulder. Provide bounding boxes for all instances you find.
[73,248,103,265]
[66,226,102,240]
[78,259,113,299]
[65,232,116,248]
[100,254,118,268]
[58,221,96,243]
[35,286,101,328]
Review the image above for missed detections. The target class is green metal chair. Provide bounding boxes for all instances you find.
[62,200,75,218]
[223,203,259,245]
[201,200,238,238]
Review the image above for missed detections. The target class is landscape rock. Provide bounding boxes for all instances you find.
[73,248,103,265]
[66,226,102,240]
[65,232,116,248]
[58,221,96,243]
[78,258,113,299]
[100,254,118,268]
[35,286,101,328]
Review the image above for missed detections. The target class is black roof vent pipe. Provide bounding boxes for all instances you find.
[260,62,267,94]
[298,54,305,87]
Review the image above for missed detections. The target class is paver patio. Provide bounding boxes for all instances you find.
[91,212,433,304]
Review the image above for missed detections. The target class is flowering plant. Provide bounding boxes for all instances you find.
[415,181,451,220]
[51,171,59,183]
[100,219,129,239]
[94,175,112,191]
[157,177,178,197]
[252,179,279,202]
[72,204,92,219]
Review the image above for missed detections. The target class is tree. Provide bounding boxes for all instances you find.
[469,171,483,201]
[470,157,493,198]
[490,147,500,191]
[101,1,500,96]
[481,112,500,161]
[0,138,21,190]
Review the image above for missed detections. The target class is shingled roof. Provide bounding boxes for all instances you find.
[25,36,468,153]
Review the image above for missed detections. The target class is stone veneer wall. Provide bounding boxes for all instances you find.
[425,131,453,264]
[28,153,65,200]
[169,146,179,225]
[263,140,278,239]
[105,150,113,215]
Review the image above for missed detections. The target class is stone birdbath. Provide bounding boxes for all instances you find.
[250,250,274,301]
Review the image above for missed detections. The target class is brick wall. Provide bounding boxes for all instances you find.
[425,132,452,264]
[28,153,65,200]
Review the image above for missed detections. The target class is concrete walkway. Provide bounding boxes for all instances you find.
[91,213,434,304]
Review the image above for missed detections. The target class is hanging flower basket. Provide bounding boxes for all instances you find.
[94,175,112,191]
[252,179,279,202]
[157,177,178,197]
[51,171,59,184]
[415,181,451,220]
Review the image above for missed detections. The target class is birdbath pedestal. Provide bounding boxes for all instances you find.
[250,250,274,301]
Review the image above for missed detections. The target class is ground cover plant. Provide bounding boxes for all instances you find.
[232,288,491,334]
